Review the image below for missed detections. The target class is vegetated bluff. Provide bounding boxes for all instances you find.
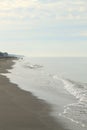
[0,52,8,57]
[0,52,18,58]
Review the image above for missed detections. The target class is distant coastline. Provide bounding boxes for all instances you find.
[0,51,18,59]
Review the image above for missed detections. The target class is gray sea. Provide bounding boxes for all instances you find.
[3,57,87,130]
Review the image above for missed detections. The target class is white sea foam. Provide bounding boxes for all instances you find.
[57,78,87,128]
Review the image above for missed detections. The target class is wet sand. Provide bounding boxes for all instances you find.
[0,58,65,130]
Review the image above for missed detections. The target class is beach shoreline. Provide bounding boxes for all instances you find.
[0,58,65,130]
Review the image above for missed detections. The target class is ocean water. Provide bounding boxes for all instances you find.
[3,57,87,130]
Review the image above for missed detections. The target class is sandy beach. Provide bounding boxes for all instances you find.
[0,58,65,130]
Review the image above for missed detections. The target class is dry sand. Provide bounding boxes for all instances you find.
[0,58,65,130]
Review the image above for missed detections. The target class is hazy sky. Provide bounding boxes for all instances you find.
[0,0,87,57]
